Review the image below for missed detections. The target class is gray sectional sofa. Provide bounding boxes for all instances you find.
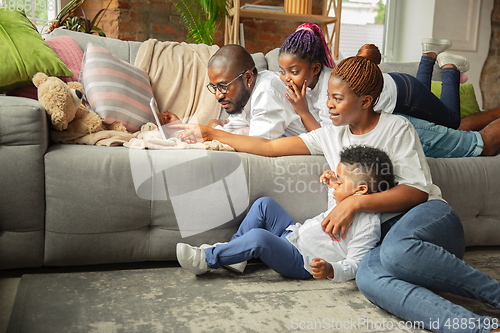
[1,29,499,270]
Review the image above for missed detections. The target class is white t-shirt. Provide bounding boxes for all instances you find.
[304,67,333,127]
[216,70,306,139]
[286,208,380,282]
[374,73,398,114]
[299,112,443,212]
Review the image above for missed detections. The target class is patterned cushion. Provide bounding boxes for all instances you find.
[47,36,84,82]
[80,43,155,132]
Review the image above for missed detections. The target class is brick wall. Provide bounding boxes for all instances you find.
[480,0,500,110]
[80,0,322,53]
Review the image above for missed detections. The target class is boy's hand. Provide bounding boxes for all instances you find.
[309,258,334,280]
[320,170,336,188]
[207,119,229,129]
[285,80,309,115]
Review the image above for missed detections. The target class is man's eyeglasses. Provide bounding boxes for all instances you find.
[207,69,252,95]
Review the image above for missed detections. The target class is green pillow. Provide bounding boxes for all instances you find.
[430,81,481,118]
[0,10,73,92]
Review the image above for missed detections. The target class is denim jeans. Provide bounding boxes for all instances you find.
[356,200,500,333]
[398,114,483,158]
[205,197,313,280]
[391,55,461,129]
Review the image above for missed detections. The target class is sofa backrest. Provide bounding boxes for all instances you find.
[46,28,143,64]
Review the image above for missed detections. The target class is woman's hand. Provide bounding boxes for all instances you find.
[285,80,309,115]
[309,258,334,280]
[322,195,360,240]
[320,170,336,188]
[207,119,229,129]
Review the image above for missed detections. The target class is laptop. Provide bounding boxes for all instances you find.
[150,97,168,141]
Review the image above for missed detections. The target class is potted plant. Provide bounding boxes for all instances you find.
[47,0,109,36]
[173,0,230,45]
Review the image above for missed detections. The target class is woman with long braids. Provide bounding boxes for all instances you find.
[172,53,500,333]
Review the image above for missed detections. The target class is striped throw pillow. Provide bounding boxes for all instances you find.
[80,43,155,132]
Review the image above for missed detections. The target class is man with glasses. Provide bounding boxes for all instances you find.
[205,44,306,139]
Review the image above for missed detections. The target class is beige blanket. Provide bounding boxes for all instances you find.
[134,39,221,125]
[50,123,235,151]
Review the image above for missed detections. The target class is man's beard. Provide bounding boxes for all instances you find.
[220,89,251,115]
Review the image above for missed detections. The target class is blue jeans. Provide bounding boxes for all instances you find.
[398,114,483,158]
[391,55,461,129]
[205,197,313,280]
[356,200,500,333]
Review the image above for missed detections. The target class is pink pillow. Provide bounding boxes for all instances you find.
[46,36,84,82]
[6,36,84,100]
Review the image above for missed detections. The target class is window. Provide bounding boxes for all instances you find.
[1,0,59,33]
[328,0,389,61]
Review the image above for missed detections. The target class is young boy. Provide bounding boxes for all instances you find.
[177,145,395,282]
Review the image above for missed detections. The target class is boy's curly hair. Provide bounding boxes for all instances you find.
[340,145,396,193]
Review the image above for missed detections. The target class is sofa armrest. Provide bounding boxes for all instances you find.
[0,96,47,269]
[0,96,48,147]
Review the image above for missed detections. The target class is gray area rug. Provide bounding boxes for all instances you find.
[7,248,500,333]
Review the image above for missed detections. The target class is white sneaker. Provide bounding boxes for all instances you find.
[176,243,211,275]
[437,52,470,73]
[422,38,452,54]
[200,242,248,273]
[224,261,247,274]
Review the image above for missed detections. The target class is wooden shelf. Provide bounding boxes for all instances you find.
[224,0,342,59]
[238,9,337,24]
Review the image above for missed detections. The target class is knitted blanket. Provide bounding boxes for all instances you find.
[134,38,221,125]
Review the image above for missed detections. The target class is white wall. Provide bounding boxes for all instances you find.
[388,0,493,109]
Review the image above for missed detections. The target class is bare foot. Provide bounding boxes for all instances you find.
[479,117,500,156]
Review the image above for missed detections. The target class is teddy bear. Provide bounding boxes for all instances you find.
[32,73,127,135]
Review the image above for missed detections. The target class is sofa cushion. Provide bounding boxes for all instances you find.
[46,36,85,82]
[0,11,73,92]
[5,35,84,100]
[251,52,268,72]
[80,43,155,132]
[46,28,143,64]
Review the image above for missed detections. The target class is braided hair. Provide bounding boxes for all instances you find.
[332,44,384,105]
[279,23,336,69]
[340,144,396,193]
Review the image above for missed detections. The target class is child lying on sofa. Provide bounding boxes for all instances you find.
[176,144,395,282]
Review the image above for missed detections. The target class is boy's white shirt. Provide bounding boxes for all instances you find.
[215,70,307,139]
[286,207,381,282]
